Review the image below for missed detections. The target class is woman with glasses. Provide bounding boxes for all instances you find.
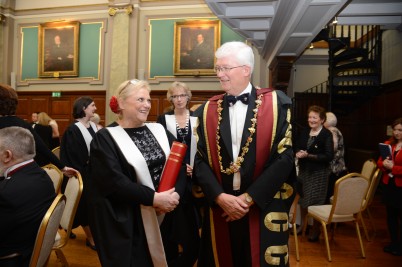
[156,81,200,266]
[88,79,187,266]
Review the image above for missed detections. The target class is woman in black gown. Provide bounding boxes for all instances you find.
[157,81,200,266]
[60,96,98,249]
[88,79,186,266]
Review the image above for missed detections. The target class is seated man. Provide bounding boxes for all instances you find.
[0,126,56,267]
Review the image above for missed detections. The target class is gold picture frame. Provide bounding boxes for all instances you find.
[174,20,221,76]
[38,21,80,78]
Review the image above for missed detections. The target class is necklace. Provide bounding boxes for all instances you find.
[175,110,189,144]
[216,94,263,175]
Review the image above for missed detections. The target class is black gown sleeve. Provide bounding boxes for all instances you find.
[89,129,155,206]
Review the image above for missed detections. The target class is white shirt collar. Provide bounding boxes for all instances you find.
[4,159,34,179]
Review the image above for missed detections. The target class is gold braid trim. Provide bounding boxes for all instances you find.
[216,94,263,175]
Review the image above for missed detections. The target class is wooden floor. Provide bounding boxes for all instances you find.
[47,193,401,267]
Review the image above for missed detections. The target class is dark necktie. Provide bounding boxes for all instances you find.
[226,93,250,106]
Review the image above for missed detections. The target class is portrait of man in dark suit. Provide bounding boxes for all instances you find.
[181,33,214,69]
[44,31,74,72]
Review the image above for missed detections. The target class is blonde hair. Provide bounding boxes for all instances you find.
[37,112,52,126]
[112,79,151,118]
[91,113,101,124]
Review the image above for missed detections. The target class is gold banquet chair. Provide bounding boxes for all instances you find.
[361,158,377,181]
[30,194,66,267]
[52,171,83,267]
[42,164,64,194]
[360,168,382,241]
[304,173,369,262]
[52,146,61,159]
[289,193,300,261]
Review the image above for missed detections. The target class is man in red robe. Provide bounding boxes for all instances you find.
[194,41,295,267]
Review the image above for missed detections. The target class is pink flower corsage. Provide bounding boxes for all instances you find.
[109,96,119,114]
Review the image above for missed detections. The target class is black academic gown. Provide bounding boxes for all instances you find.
[156,111,201,266]
[33,124,53,149]
[194,87,296,267]
[0,162,55,266]
[87,126,187,267]
[0,116,64,169]
[60,122,96,227]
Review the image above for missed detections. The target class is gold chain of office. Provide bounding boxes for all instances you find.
[216,94,263,175]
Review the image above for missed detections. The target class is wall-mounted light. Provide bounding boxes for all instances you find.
[332,16,338,25]
[309,43,314,49]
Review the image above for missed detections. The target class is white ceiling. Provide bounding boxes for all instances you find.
[205,0,402,67]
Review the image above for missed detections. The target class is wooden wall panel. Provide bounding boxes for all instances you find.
[16,90,221,136]
[31,97,49,114]
[51,99,72,116]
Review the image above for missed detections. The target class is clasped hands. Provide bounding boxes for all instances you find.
[296,150,308,159]
[153,188,180,215]
[215,193,252,222]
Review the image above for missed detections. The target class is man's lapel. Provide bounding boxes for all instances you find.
[220,96,233,161]
[241,87,257,147]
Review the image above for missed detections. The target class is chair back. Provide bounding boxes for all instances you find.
[55,171,83,249]
[361,159,377,181]
[51,146,60,159]
[42,164,63,193]
[363,168,382,210]
[332,174,369,217]
[30,194,66,267]
[289,193,300,225]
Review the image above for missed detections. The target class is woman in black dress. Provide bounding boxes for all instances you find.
[295,105,334,241]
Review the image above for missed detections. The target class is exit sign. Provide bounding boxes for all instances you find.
[52,92,61,97]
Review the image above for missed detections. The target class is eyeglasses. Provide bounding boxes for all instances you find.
[126,79,140,87]
[214,65,246,73]
[171,94,188,100]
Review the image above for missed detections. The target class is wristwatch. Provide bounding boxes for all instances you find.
[244,192,254,206]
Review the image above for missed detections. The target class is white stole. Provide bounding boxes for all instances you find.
[106,123,170,267]
[165,114,198,167]
[75,121,98,154]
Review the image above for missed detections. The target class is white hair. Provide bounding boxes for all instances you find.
[215,41,254,73]
[325,112,337,127]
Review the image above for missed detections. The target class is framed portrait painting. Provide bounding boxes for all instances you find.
[174,20,221,76]
[38,21,80,78]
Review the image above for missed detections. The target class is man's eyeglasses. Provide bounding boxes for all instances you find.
[171,94,188,100]
[214,65,245,73]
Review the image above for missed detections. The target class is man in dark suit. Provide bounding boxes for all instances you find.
[184,33,214,69]
[0,126,56,267]
[194,41,295,267]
